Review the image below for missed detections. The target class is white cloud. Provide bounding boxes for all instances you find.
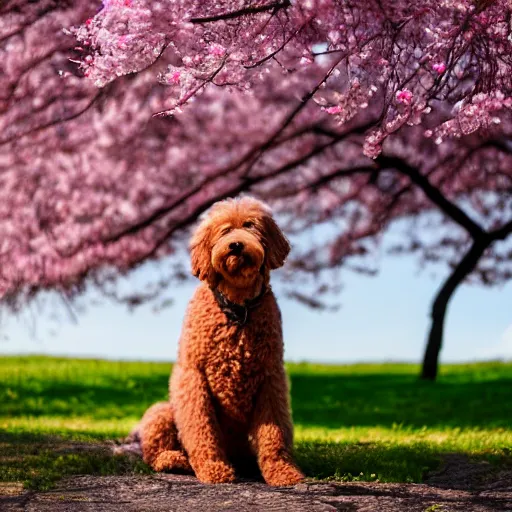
[501,325,512,352]
[476,324,512,360]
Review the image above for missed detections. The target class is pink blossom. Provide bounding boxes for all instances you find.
[102,0,131,7]
[395,89,413,105]
[432,62,446,74]
[325,106,343,115]
[208,44,226,58]
[0,0,511,319]
[363,130,385,159]
[167,70,181,84]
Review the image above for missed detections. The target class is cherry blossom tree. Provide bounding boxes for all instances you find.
[1,0,511,379]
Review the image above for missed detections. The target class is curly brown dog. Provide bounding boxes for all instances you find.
[137,196,304,486]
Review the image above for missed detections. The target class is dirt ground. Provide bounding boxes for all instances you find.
[1,454,511,512]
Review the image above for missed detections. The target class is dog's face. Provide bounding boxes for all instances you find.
[190,197,290,288]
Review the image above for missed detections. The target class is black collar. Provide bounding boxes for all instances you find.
[212,284,268,326]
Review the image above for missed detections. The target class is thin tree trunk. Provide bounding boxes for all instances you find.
[420,240,490,381]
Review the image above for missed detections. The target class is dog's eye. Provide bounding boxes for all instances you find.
[243,221,254,229]
[221,227,232,236]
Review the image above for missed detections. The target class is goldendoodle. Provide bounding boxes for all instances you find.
[136,196,304,486]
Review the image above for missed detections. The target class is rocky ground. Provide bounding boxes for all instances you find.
[1,455,511,511]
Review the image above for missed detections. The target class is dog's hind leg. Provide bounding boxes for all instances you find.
[139,401,192,473]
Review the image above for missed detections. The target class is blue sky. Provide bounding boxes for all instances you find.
[1,227,511,364]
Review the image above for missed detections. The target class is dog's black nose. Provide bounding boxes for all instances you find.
[229,241,244,254]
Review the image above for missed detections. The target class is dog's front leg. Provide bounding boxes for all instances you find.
[249,365,304,486]
[171,365,235,484]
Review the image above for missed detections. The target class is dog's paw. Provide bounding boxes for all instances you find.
[194,459,236,484]
[153,450,192,473]
[262,459,304,487]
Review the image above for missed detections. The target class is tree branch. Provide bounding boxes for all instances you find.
[105,60,357,244]
[376,155,486,239]
[264,164,377,198]
[189,1,291,24]
[0,91,102,147]
[137,122,376,262]
[243,21,306,69]
[490,218,512,241]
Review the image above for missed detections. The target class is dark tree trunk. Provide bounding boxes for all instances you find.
[420,240,490,381]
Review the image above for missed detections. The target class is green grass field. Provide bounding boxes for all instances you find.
[1,356,511,490]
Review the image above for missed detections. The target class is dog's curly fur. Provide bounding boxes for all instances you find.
[137,196,304,486]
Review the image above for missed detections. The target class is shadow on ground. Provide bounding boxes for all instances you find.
[289,372,512,429]
[1,371,169,420]
[2,359,512,494]
[2,471,512,512]
[2,429,510,492]
[4,363,512,429]
[0,430,151,490]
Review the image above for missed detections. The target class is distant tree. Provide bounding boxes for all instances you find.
[1,0,511,379]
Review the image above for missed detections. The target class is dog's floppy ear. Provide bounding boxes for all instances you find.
[189,219,218,286]
[263,214,291,269]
